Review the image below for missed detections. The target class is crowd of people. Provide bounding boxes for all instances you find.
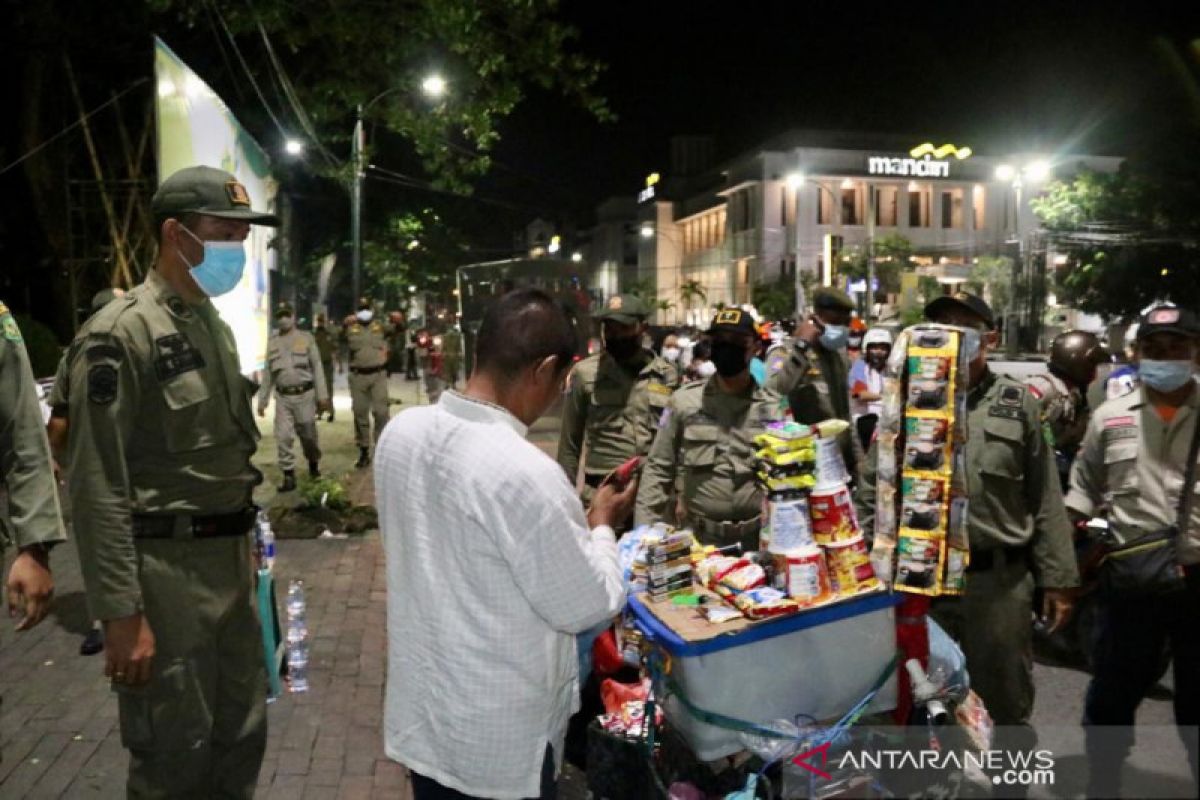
[0,163,1196,798]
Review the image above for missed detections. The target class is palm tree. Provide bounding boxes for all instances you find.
[680,279,707,310]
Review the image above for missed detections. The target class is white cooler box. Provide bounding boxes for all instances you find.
[630,591,899,761]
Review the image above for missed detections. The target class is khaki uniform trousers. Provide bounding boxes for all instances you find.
[117,535,266,798]
[274,390,321,471]
[349,369,389,447]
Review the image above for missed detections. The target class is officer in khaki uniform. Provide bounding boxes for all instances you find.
[1,301,65,643]
[1067,305,1200,793]
[441,325,464,389]
[342,297,390,467]
[312,313,338,421]
[768,287,862,482]
[637,308,789,550]
[258,302,330,491]
[1026,330,1108,486]
[66,166,275,797]
[857,292,1078,749]
[558,294,680,500]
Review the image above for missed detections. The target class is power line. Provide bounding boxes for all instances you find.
[366,165,557,216]
[0,78,149,177]
[205,0,289,142]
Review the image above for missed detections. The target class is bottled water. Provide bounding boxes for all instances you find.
[287,640,309,693]
[286,580,306,617]
[257,511,276,571]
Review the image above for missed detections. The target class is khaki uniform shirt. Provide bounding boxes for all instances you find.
[343,320,389,369]
[857,370,1079,587]
[636,377,789,525]
[313,326,337,366]
[0,301,67,551]
[1066,383,1200,565]
[258,328,329,410]
[1027,371,1088,454]
[767,339,863,479]
[66,270,261,620]
[557,350,680,482]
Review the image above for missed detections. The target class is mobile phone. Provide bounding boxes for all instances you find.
[604,455,643,489]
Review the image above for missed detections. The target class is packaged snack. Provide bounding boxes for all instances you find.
[907,354,952,381]
[894,531,944,595]
[756,471,817,492]
[809,483,861,543]
[696,555,741,586]
[705,605,743,624]
[905,416,950,445]
[901,500,944,531]
[766,493,814,552]
[901,475,946,504]
[813,436,851,487]
[824,535,880,595]
[943,546,968,595]
[908,379,950,412]
[776,545,831,604]
[904,441,953,473]
[717,561,766,592]
[733,587,800,619]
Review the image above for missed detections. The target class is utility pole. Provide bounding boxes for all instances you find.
[1006,176,1024,357]
[866,184,876,322]
[350,105,365,304]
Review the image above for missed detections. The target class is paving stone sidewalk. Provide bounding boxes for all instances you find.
[0,375,580,799]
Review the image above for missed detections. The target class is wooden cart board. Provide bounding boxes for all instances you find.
[632,585,895,653]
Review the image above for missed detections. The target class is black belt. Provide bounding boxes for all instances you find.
[132,508,256,540]
[966,545,1031,573]
[691,515,763,539]
[351,365,385,375]
[277,382,314,396]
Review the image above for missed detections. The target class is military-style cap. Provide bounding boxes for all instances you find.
[813,287,856,313]
[357,296,373,311]
[597,293,650,324]
[1138,304,1200,339]
[924,291,995,330]
[275,301,295,318]
[707,307,758,336]
[151,166,280,226]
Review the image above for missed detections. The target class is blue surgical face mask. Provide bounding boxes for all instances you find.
[178,227,246,297]
[1139,359,1195,392]
[356,309,373,323]
[819,324,848,351]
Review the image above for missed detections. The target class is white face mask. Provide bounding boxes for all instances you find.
[356,309,373,323]
[662,346,681,362]
[697,360,717,378]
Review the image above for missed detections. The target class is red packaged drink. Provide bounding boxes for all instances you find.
[605,455,643,489]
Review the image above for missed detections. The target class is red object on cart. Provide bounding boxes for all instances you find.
[592,628,624,677]
[892,593,931,723]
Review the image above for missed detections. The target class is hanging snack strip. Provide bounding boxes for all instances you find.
[870,324,972,596]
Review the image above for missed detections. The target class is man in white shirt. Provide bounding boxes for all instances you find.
[375,288,637,800]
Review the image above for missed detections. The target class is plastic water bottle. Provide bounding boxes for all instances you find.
[257,511,276,571]
[285,580,308,642]
[286,580,306,617]
[287,640,309,692]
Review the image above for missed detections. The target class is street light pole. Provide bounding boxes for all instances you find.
[351,104,365,304]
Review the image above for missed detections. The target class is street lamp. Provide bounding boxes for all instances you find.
[284,138,305,156]
[995,159,1053,354]
[351,74,448,304]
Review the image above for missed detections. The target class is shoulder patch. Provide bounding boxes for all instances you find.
[999,385,1025,407]
[2,310,22,342]
[989,405,1024,420]
[88,364,118,404]
[154,333,206,381]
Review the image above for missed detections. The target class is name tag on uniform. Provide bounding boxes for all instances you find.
[648,382,671,396]
[292,341,309,354]
[988,405,1023,421]
[154,334,206,381]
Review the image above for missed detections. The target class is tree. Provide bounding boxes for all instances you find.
[966,255,1015,316]
[1032,167,1200,318]
[624,278,656,303]
[752,278,796,322]
[841,233,913,297]
[679,279,707,311]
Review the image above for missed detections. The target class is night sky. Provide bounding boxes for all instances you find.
[480,0,1200,220]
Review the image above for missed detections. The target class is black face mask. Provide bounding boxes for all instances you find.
[710,341,749,377]
[605,335,642,361]
[867,353,888,370]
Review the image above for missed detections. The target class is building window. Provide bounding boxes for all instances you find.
[972,184,986,230]
[841,181,864,225]
[941,187,964,229]
[875,185,898,227]
[908,182,931,227]
[816,184,835,225]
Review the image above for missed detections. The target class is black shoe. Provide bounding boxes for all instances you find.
[327,411,335,422]
[279,470,297,492]
[355,447,371,468]
[80,628,104,656]
[309,461,321,479]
